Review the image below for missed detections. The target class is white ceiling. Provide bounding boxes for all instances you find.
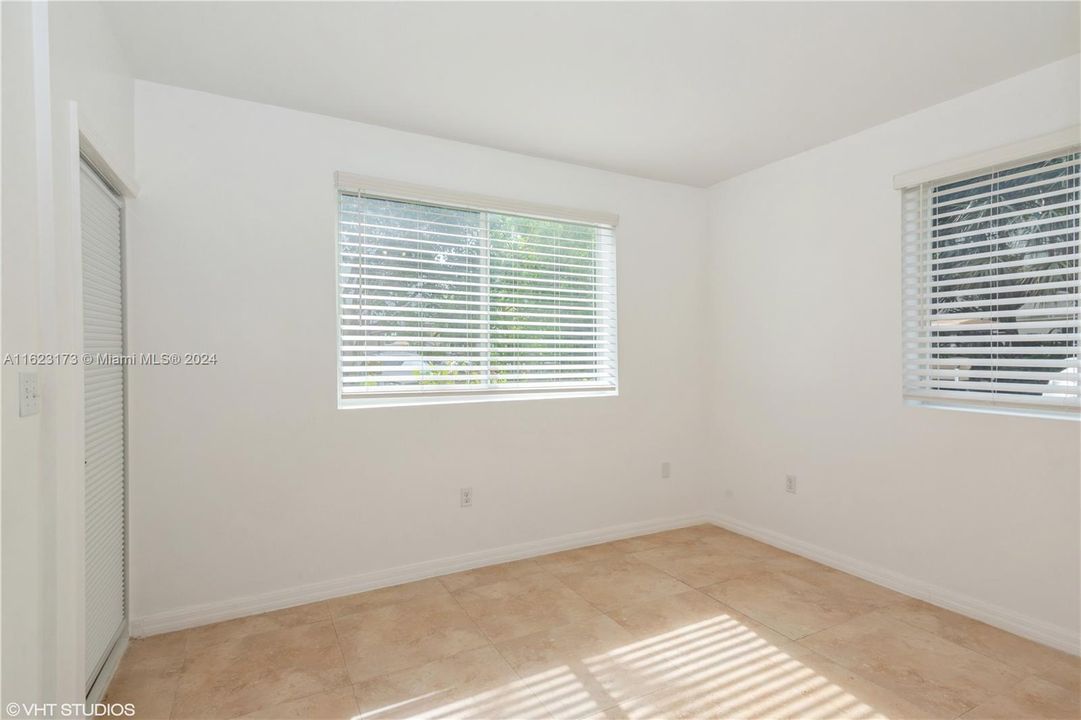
[103,2,1080,187]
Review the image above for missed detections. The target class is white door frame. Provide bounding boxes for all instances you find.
[57,102,139,704]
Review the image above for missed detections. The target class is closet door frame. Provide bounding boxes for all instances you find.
[70,120,139,705]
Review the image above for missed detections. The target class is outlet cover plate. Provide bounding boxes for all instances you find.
[19,372,40,417]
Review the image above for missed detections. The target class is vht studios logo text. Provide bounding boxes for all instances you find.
[6,703,135,718]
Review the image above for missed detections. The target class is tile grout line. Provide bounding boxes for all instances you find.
[791,610,1020,720]
[187,612,355,719]
[468,543,738,718]
[879,607,1078,694]
[783,627,971,719]
[708,563,915,647]
[441,575,558,719]
[442,576,500,651]
[444,558,667,719]
[788,561,1081,717]
[327,609,358,708]
[164,633,191,720]
[623,553,989,715]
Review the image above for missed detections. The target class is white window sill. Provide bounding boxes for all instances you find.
[339,387,618,410]
[905,398,1080,422]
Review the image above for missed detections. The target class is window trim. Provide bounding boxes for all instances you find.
[335,174,619,409]
[898,137,1080,421]
[340,386,619,410]
[336,172,620,227]
[893,126,1080,189]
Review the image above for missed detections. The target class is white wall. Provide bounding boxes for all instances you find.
[127,81,711,626]
[706,56,1081,649]
[49,1,136,182]
[3,2,49,706]
[2,0,135,706]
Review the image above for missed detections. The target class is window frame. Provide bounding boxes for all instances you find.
[897,132,1080,421]
[335,174,620,409]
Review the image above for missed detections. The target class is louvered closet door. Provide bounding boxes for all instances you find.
[82,161,126,688]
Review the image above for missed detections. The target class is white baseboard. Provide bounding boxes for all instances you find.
[708,512,1080,656]
[133,510,1079,656]
[130,513,707,637]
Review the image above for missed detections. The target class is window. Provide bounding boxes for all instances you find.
[336,175,618,407]
[901,147,1080,418]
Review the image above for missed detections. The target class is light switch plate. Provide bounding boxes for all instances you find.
[19,371,40,417]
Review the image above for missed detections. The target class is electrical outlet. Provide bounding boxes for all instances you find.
[785,475,797,494]
[660,461,671,479]
[460,487,473,508]
[19,372,40,417]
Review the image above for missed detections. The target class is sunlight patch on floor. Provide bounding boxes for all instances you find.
[351,614,906,719]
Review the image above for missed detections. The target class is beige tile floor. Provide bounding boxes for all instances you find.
[105,525,1080,720]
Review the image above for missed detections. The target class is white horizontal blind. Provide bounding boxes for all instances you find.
[338,191,617,402]
[902,149,1080,416]
[81,162,126,686]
